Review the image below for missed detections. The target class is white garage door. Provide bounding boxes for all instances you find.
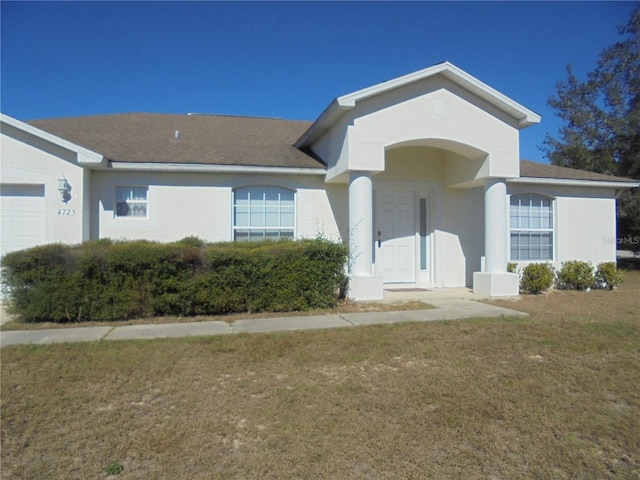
[1,184,46,258]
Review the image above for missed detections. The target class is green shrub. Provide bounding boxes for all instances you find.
[0,244,81,322]
[175,236,207,248]
[507,262,518,274]
[1,238,347,323]
[520,262,555,294]
[595,262,624,290]
[557,260,595,290]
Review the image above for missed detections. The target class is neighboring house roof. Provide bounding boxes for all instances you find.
[28,113,323,170]
[518,159,638,186]
[296,61,542,148]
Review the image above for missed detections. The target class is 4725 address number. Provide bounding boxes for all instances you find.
[57,208,76,216]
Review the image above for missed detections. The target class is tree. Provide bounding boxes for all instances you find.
[543,5,640,249]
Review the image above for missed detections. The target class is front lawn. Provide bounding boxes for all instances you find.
[1,272,638,479]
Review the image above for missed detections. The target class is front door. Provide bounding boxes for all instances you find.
[375,191,416,283]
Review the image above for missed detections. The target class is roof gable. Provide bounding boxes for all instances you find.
[1,113,106,166]
[296,61,541,148]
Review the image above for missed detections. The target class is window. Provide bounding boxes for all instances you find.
[116,187,148,217]
[233,186,295,241]
[419,198,428,270]
[510,193,553,261]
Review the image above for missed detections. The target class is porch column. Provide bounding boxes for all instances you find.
[484,178,508,273]
[348,171,383,300]
[473,178,519,296]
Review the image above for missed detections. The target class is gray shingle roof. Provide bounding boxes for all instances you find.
[24,113,638,183]
[519,159,636,183]
[28,113,323,169]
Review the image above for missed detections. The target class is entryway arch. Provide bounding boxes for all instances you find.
[372,139,489,287]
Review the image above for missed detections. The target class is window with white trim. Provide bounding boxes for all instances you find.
[510,193,554,261]
[233,186,295,241]
[116,187,148,217]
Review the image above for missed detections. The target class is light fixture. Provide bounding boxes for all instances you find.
[57,177,72,204]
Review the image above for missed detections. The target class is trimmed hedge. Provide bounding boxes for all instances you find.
[1,238,347,323]
[595,261,624,290]
[520,263,556,294]
[516,260,625,294]
[557,260,596,291]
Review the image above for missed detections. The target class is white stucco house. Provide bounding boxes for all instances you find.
[1,62,638,299]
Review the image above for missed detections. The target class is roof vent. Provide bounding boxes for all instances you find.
[174,130,180,140]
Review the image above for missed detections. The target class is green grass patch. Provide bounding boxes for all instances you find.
[2,272,638,479]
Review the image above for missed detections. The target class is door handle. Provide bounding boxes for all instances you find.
[377,230,381,247]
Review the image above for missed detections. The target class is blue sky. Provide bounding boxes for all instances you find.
[1,1,636,163]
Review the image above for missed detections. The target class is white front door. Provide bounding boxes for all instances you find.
[375,191,415,283]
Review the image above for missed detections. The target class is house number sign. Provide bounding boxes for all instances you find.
[57,208,76,216]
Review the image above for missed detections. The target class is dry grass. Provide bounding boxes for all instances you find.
[0,300,433,331]
[1,273,639,479]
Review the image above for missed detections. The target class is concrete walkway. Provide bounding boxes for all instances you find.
[0,299,528,347]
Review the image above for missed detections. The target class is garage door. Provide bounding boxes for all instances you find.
[1,184,46,258]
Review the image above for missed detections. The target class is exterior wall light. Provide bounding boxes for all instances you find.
[57,177,72,204]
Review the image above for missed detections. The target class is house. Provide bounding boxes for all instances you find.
[1,62,638,299]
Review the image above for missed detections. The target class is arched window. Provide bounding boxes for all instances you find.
[510,193,554,261]
[233,186,295,241]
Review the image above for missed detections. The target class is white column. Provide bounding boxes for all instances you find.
[347,171,383,300]
[473,178,518,296]
[348,171,373,276]
[484,178,507,273]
